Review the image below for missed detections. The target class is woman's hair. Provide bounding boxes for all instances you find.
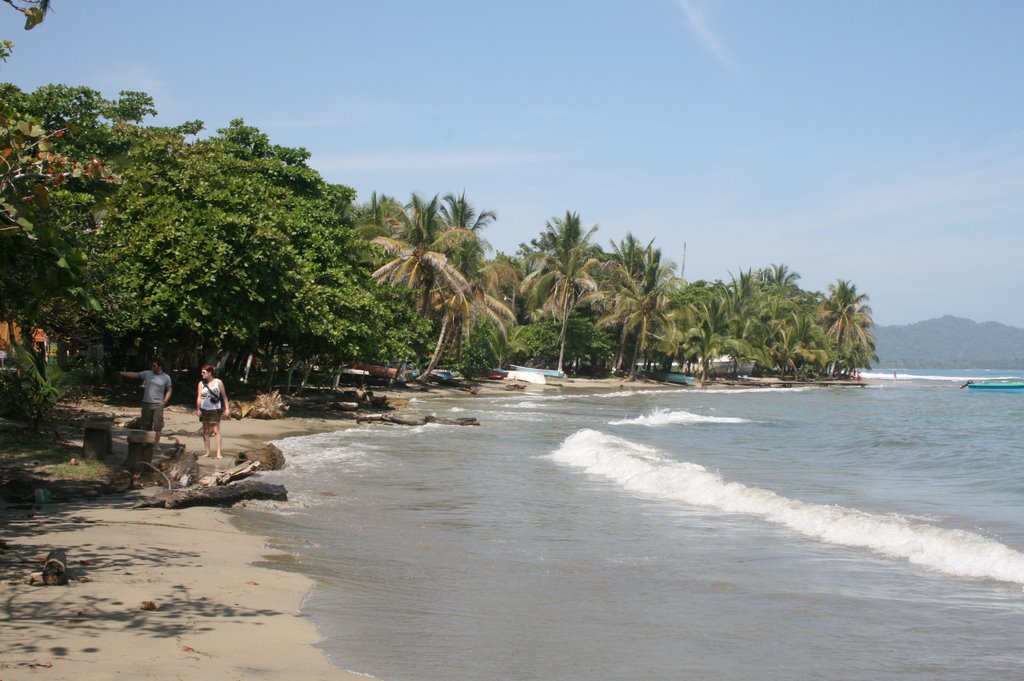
[200,363,216,378]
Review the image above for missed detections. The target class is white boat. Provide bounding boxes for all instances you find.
[505,370,546,385]
[509,364,565,378]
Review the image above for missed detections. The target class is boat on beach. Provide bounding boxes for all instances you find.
[963,381,1024,392]
[509,364,566,378]
[640,371,695,385]
[505,370,546,385]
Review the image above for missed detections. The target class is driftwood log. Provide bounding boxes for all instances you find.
[356,413,480,427]
[133,441,196,488]
[198,460,261,487]
[283,389,390,410]
[133,480,288,509]
[42,548,68,586]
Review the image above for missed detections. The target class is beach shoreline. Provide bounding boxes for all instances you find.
[1,374,859,679]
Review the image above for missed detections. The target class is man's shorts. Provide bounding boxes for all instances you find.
[199,408,222,424]
[141,402,165,432]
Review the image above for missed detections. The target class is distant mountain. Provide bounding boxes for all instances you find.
[873,315,1024,369]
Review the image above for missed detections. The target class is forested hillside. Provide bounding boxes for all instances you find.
[873,316,1024,369]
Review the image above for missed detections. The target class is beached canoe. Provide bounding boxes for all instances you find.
[509,365,566,378]
[640,371,695,385]
[964,381,1024,392]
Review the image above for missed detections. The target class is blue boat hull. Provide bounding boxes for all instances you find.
[966,382,1024,392]
[641,371,695,385]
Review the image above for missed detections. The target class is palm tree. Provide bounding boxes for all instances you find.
[521,211,601,374]
[604,233,648,372]
[354,191,403,240]
[769,312,828,379]
[372,193,470,316]
[436,191,514,365]
[371,192,512,381]
[601,240,678,379]
[371,193,470,380]
[758,263,802,294]
[818,279,877,375]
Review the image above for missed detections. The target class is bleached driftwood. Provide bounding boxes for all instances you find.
[198,460,261,487]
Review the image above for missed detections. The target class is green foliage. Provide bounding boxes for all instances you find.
[509,316,613,370]
[0,345,85,430]
[0,101,114,320]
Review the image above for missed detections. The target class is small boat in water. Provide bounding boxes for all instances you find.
[640,371,695,385]
[962,381,1024,392]
[509,365,565,378]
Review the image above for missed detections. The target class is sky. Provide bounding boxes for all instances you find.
[4,1,1024,328]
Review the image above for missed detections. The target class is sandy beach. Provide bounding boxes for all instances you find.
[0,389,382,680]
[0,375,797,679]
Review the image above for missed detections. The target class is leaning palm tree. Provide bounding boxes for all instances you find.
[818,279,877,375]
[372,193,471,317]
[371,193,472,380]
[372,192,511,381]
[435,191,514,366]
[521,211,602,374]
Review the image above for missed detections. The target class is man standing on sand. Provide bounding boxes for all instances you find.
[119,359,173,442]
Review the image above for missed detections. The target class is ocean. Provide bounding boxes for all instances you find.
[236,370,1024,681]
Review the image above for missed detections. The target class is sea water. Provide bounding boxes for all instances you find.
[237,370,1024,681]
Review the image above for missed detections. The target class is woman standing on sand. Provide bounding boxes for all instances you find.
[196,364,230,458]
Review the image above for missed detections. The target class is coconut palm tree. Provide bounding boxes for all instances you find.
[769,312,829,379]
[371,193,473,380]
[758,263,802,294]
[818,279,877,375]
[601,241,679,379]
[435,192,514,364]
[371,192,512,381]
[521,211,601,374]
[604,233,649,372]
[372,193,470,317]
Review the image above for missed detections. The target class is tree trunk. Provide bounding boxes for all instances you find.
[626,336,641,381]
[613,324,629,373]
[42,549,68,586]
[417,316,450,383]
[242,353,254,383]
[133,480,288,509]
[557,297,571,374]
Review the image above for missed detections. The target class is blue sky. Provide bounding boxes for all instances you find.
[4,1,1024,327]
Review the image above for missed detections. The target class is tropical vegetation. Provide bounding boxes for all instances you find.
[1,66,878,410]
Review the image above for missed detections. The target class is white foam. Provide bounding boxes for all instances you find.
[701,386,812,394]
[549,429,1024,586]
[861,371,1023,383]
[609,408,750,426]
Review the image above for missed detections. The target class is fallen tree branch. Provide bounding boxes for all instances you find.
[197,460,261,487]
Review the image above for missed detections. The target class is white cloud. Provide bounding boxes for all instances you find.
[673,0,737,70]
